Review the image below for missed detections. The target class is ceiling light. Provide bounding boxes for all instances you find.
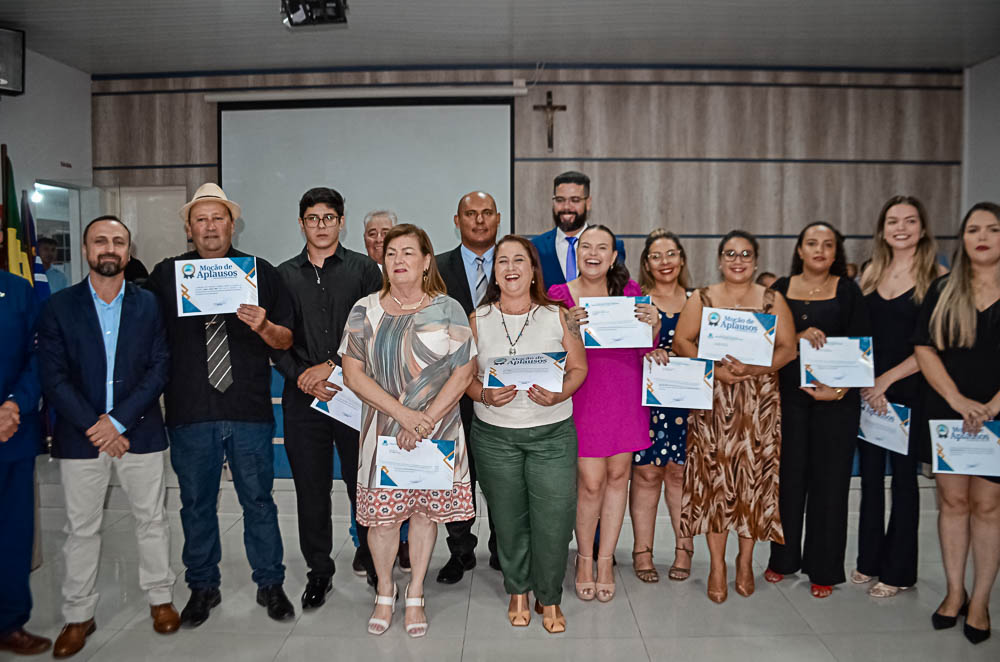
[30,190,43,203]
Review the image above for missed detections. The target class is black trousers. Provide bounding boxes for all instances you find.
[768,392,859,586]
[0,457,33,635]
[284,412,367,581]
[444,402,497,559]
[856,439,919,587]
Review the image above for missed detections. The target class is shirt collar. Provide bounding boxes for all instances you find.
[294,242,345,268]
[460,244,495,268]
[87,276,125,306]
[556,223,588,245]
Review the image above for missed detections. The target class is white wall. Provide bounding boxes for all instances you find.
[962,53,1000,211]
[0,49,92,193]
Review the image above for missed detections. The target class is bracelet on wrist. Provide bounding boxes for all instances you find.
[480,388,491,408]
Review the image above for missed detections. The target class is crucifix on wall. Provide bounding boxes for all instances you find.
[532,91,566,152]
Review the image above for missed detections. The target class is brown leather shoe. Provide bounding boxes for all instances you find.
[52,620,95,659]
[150,603,181,634]
[0,628,52,655]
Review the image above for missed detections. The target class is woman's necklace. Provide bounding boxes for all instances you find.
[802,273,832,298]
[391,292,426,311]
[499,302,531,355]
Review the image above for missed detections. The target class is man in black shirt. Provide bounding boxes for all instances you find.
[273,188,382,608]
[145,183,295,626]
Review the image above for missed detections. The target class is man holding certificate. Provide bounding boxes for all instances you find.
[274,187,382,608]
[913,202,1000,645]
[764,223,871,599]
[145,183,296,625]
[673,230,797,603]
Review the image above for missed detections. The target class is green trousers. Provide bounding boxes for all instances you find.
[472,416,578,606]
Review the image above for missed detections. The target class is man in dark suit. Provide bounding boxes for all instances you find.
[433,190,501,583]
[531,170,626,289]
[0,270,51,656]
[38,216,178,659]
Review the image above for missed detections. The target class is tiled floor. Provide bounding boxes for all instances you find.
[5,500,998,661]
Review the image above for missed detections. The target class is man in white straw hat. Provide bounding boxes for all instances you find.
[145,183,296,626]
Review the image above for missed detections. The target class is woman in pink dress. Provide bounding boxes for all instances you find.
[548,225,663,603]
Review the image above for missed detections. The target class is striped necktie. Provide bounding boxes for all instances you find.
[205,315,233,393]
[474,256,488,306]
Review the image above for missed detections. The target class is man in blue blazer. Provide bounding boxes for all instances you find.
[531,171,626,289]
[0,270,52,656]
[38,216,178,658]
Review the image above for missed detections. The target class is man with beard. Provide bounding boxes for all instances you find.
[37,216,178,658]
[145,184,296,626]
[433,191,502,582]
[273,188,382,605]
[531,171,626,288]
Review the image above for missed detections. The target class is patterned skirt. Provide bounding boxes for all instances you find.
[356,482,475,527]
[679,373,784,543]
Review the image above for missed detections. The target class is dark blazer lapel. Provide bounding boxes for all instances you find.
[76,281,107,372]
[444,247,474,313]
[113,284,137,390]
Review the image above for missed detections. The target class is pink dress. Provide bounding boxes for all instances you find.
[548,280,653,458]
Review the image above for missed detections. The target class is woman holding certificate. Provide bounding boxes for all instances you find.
[855,195,945,599]
[763,223,871,598]
[466,235,587,634]
[548,225,662,603]
[673,230,797,603]
[340,224,477,638]
[913,202,1000,645]
[629,230,695,583]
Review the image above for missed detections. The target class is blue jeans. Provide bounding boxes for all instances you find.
[169,421,285,589]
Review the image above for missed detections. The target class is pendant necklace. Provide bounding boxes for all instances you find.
[310,263,322,285]
[500,303,531,355]
[804,273,832,298]
[391,292,426,311]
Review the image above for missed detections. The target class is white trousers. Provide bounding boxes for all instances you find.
[59,450,175,623]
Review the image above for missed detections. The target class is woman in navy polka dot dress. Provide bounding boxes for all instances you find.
[629,230,695,582]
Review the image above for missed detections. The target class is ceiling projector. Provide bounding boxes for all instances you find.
[281,1,348,29]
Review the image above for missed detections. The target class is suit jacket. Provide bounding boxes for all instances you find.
[38,280,169,459]
[435,245,483,434]
[0,271,41,462]
[531,228,627,289]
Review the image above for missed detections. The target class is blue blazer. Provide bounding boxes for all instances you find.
[38,280,169,459]
[531,228,627,289]
[0,271,41,462]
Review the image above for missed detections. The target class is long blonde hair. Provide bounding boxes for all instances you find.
[859,195,939,303]
[929,202,1000,350]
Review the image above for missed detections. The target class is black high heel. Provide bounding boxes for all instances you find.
[963,608,991,645]
[931,598,968,630]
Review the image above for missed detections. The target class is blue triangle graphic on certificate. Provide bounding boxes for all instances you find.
[182,298,201,314]
[936,456,955,473]
[230,257,255,275]
[646,389,662,406]
[584,329,601,347]
[804,368,819,384]
[487,374,505,387]
[431,439,456,458]
[314,401,330,414]
[380,467,397,487]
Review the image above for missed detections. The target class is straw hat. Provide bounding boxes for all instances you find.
[179,183,242,222]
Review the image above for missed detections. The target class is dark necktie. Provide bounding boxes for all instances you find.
[474,256,488,306]
[205,315,233,393]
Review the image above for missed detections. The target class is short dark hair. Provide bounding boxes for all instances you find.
[718,229,759,258]
[83,215,131,245]
[553,171,590,196]
[37,237,58,248]
[299,187,345,218]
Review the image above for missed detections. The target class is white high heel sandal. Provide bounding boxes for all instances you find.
[367,584,397,635]
[404,583,428,638]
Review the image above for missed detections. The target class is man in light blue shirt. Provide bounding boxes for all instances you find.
[38,238,69,293]
[88,277,126,434]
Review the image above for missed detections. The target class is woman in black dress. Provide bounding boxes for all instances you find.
[764,222,870,598]
[855,195,946,598]
[914,202,1000,645]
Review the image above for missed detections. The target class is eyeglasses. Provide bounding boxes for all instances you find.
[552,196,588,205]
[647,250,682,262]
[721,249,755,262]
[302,214,340,227]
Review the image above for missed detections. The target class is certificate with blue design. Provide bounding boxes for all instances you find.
[175,256,258,317]
[642,357,714,410]
[858,400,910,454]
[580,296,652,348]
[799,336,874,387]
[310,366,362,430]
[487,352,566,391]
[696,307,776,366]
[931,420,1000,477]
[376,436,456,489]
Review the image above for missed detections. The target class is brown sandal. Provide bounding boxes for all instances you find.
[668,546,693,581]
[631,548,659,583]
[534,600,566,634]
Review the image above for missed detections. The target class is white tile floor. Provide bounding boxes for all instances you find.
[5,493,999,661]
